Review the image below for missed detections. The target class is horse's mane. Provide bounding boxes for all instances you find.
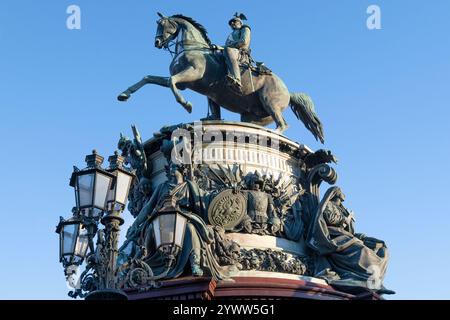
[171,14,212,47]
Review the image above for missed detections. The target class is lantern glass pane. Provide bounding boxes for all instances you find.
[62,223,77,255]
[153,217,161,248]
[94,172,111,209]
[78,174,94,207]
[74,227,89,258]
[159,214,176,246]
[106,182,115,203]
[174,215,187,247]
[116,171,132,205]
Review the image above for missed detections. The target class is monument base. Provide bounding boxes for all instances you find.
[124,276,382,300]
[113,120,390,301]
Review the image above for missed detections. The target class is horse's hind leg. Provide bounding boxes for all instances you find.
[118,75,170,101]
[255,76,291,133]
[258,90,289,133]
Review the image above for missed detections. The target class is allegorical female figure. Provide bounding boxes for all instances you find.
[307,186,390,292]
[120,163,230,280]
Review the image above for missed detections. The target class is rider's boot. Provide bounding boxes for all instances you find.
[226,75,243,95]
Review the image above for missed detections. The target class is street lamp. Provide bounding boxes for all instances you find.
[57,149,192,297]
[56,147,200,298]
[57,149,135,300]
[118,197,188,290]
[150,196,187,262]
[89,151,135,296]
[56,216,89,267]
[70,150,115,219]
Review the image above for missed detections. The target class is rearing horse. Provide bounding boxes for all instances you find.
[118,13,324,143]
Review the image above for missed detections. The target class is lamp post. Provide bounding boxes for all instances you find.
[88,151,135,298]
[68,150,115,254]
[56,150,134,300]
[57,150,189,298]
[72,150,113,244]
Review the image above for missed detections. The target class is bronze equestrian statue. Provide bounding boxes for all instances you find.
[118,13,325,143]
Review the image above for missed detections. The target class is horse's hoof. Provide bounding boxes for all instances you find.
[117,93,130,101]
[183,102,193,113]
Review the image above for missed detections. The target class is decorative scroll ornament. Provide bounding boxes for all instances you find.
[122,258,161,291]
[208,189,246,230]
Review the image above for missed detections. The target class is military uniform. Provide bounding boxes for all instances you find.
[224,14,251,92]
[246,188,275,235]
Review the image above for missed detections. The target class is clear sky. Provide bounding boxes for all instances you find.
[0,0,449,299]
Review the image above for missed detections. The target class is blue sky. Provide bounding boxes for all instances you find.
[0,0,449,299]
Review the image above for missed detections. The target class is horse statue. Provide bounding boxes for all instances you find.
[118,13,325,143]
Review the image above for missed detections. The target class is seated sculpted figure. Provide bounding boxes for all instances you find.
[307,186,392,293]
[120,163,229,280]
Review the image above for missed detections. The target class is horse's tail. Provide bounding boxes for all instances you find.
[289,92,325,144]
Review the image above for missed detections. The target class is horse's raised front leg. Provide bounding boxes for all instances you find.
[117,75,170,101]
[169,66,202,113]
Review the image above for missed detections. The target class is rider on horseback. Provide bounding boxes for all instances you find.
[118,13,324,142]
[224,13,251,94]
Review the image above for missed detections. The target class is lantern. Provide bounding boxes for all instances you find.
[70,150,114,218]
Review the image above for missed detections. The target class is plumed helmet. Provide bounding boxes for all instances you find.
[228,12,247,26]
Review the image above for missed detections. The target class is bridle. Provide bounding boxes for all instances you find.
[157,18,211,58]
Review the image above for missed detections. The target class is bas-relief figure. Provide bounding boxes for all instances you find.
[239,173,279,236]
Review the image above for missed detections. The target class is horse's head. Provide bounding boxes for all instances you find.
[155,12,179,49]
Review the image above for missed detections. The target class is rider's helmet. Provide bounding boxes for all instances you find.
[228,12,247,26]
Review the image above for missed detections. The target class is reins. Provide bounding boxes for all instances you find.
[161,20,212,59]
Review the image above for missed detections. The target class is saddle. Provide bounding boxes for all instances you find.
[211,45,272,76]
[238,49,272,75]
